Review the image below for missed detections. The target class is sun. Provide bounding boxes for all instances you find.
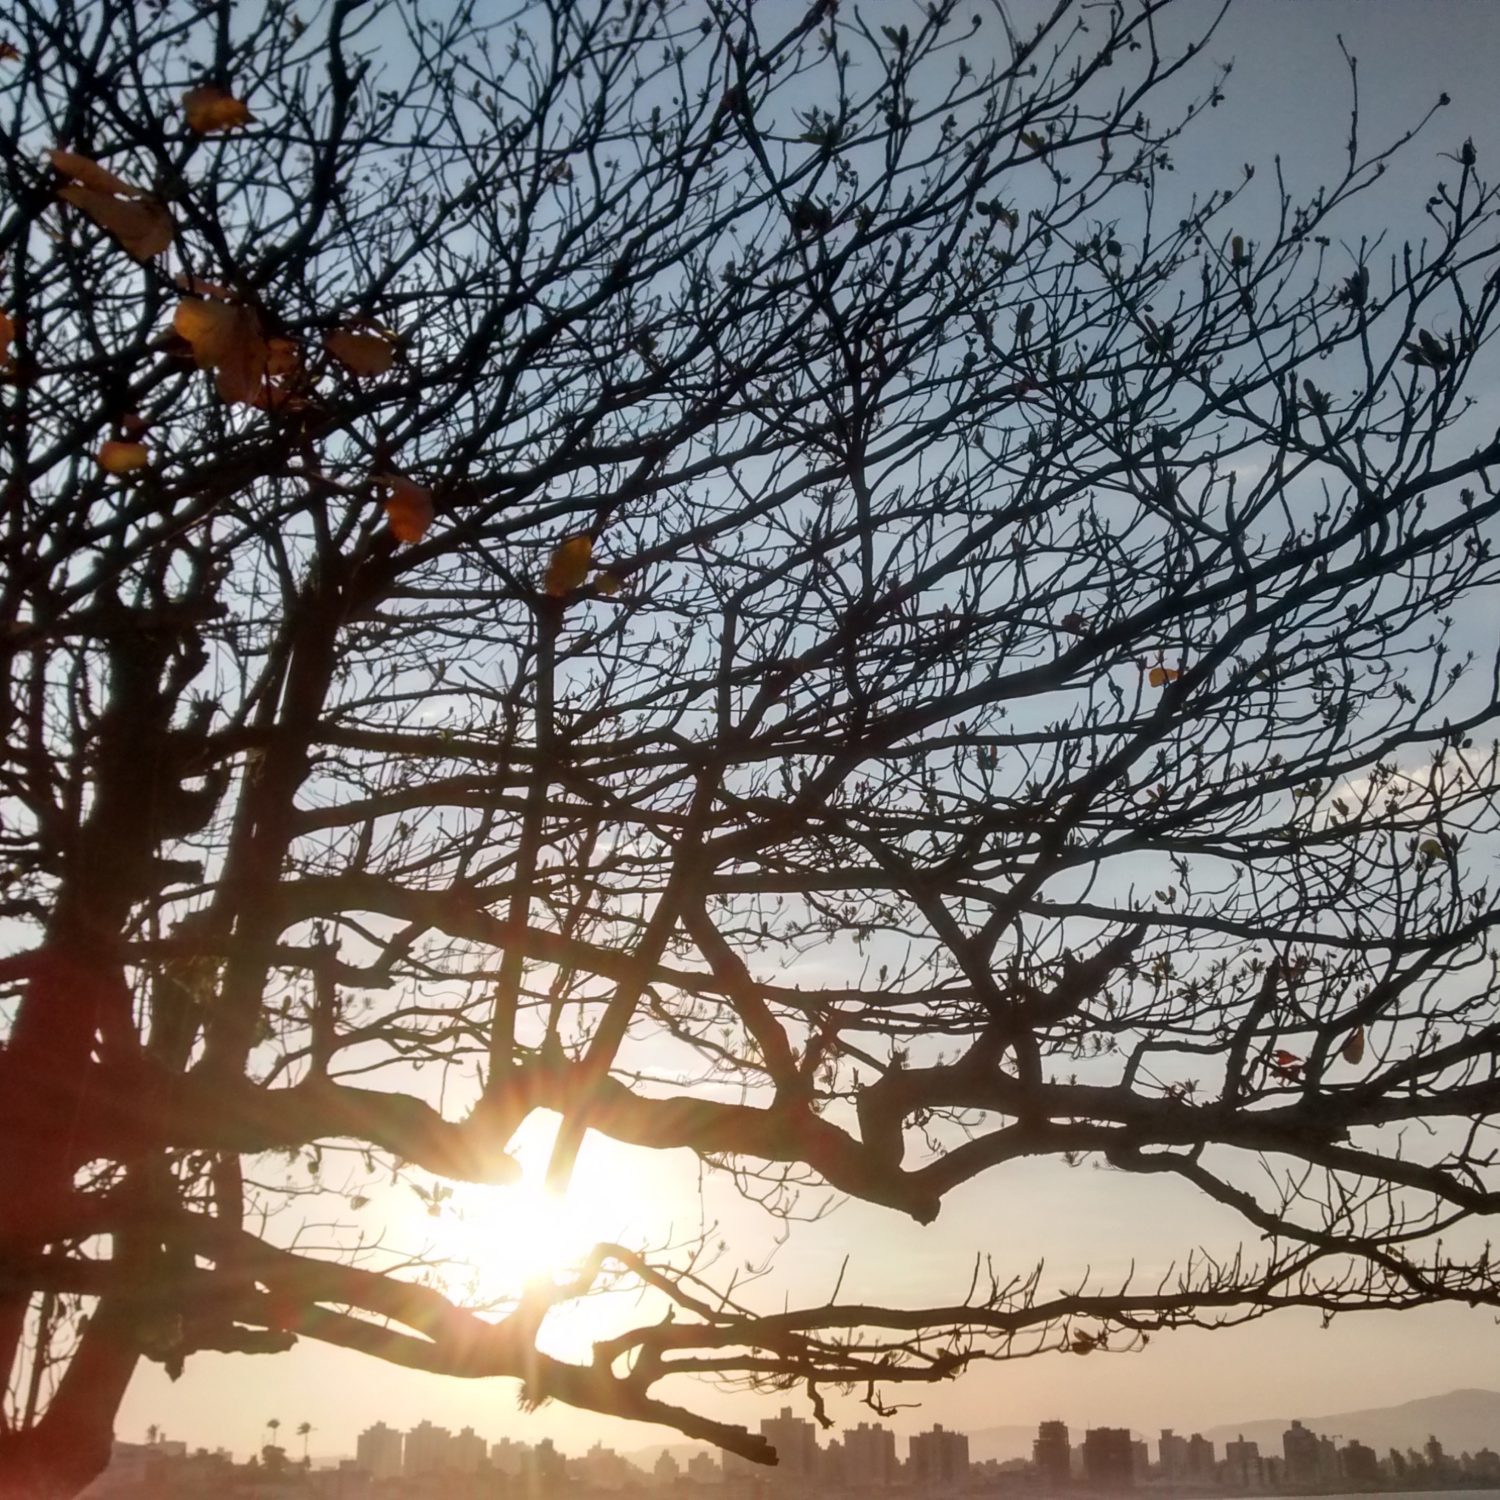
[392,1114,666,1307]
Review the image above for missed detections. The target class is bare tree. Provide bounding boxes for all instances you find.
[2,0,1499,1494]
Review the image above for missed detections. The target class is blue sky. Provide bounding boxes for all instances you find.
[116,0,1500,1460]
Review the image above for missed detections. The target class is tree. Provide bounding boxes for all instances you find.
[296,1421,312,1466]
[1,0,1498,1494]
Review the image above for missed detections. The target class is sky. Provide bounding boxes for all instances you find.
[113,0,1500,1462]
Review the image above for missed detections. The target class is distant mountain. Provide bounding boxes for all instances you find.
[1200,1388,1500,1460]
[963,1426,1049,1464]
[620,1442,715,1474]
[965,1390,1500,1465]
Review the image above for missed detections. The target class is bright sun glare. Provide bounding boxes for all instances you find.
[393,1118,661,1309]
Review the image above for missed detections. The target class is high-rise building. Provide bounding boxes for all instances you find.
[490,1437,529,1476]
[1225,1437,1261,1488]
[843,1423,897,1487]
[404,1421,453,1477]
[1187,1435,1216,1477]
[355,1422,403,1480]
[1341,1441,1379,1482]
[688,1451,723,1484]
[1081,1429,1133,1489]
[909,1425,970,1488]
[576,1441,636,1490]
[1158,1430,1190,1479]
[1282,1422,1319,1484]
[760,1408,819,1482]
[452,1427,486,1474]
[1034,1422,1071,1488]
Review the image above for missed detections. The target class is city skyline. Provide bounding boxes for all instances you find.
[105,1395,1500,1493]
[127,1384,1500,1475]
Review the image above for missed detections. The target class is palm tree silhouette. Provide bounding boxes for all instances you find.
[297,1422,313,1465]
[266,1417,281,1451]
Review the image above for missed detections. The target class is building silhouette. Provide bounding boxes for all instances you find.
[452,1426,485,1474]
[1082,1428,1133,1489]
[688,1451,722,1485]
[760,1407,819,1483]
[1187,1434,1216,1478]
[1158,1430,1190,1480]
[909,1425,970,1488]
[354,1421,402,1480]
[1282,1420,1319,1484]
[403,1421,452,1477]
[1224,1436,1261,1488]
[1034,1422,1071,1488]
[843,1422,897,1487]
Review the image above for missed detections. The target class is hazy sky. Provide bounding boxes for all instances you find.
[117,0,1500,1460]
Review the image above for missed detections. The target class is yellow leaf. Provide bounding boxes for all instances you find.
[97,439,149,473]
[324,329,395,375]
[544,534,593,596]
[183,84,254,135]
[1417,836,1446,861]
[380,476,434,544]
[594,570,623,596]
[58,186,174,260]
[1147,665,1181,688]
[49,149,140,197]
[1340,1026,1365,1066]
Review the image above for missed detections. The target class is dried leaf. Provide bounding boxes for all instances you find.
[49,149,140,198]
[120,412,149,439]
[594,570,624,596]
[1147,665,1181,687]
[252,338,306,410]
[0,308,13,368]
[0,41,20,62]
[544,534,593,596]
[173,298,269,405]
[1417,836,1447,862]
[1340,1026,1365,1066]
[97,439,149,474]
[1272,1050,1300,1067]
[58,186,174,260]
[183,84,254,135]
[324,329,395,376]
[1059,611,1087,635]
[265,337,300,379]
[381,476,434,544]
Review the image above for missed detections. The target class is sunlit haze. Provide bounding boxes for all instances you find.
[112,0,1500,1461]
